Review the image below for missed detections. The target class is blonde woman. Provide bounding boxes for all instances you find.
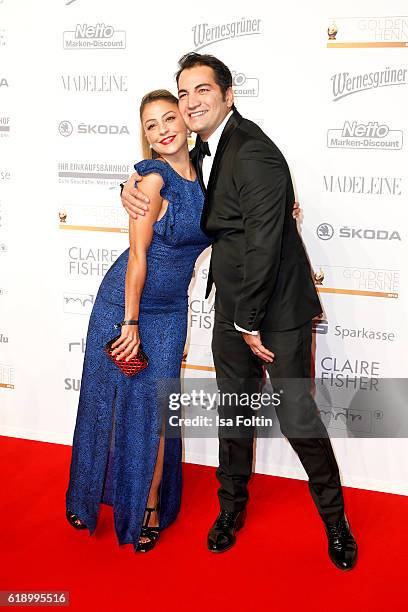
[66,90,212,552]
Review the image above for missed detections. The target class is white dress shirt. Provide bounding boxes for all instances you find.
[201,110,258,336]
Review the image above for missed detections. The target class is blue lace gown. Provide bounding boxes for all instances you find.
[66,159,211,549]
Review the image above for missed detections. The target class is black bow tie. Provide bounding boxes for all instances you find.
[199,140,211,157]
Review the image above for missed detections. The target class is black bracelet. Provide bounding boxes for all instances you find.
[114,319,139,329]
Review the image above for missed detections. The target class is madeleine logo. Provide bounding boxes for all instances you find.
[192,18,261,51]
[327,16,408,48]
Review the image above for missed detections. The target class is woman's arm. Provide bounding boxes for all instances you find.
[111,172,165,361]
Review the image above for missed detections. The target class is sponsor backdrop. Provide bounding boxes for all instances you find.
[1,0,407,495]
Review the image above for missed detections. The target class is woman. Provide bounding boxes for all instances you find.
[65,89,212,553]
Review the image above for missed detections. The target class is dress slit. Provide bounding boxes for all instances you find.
[101,386,117,506]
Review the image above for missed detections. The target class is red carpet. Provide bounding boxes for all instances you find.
[1,435,407,611]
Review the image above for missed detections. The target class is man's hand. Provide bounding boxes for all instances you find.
[121,172,150,219]
[241,332,275,363]
[292,201,302,219]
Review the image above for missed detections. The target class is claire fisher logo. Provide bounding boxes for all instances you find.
[327,16,408,48]
[63,23,126,49]
[331,67,407,101]
[327,120,403,150]
[192,18,261,51]
[67,246,119,277]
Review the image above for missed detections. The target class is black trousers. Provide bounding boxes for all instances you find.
[212,310,345,525]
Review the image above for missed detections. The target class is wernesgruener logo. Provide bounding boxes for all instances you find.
[192,18,261,51]
[331,67,407,101]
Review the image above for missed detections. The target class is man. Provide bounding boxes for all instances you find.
[121,53,357,570]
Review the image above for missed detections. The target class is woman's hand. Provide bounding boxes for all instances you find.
[110,325,140,362]
[292,201,302,219]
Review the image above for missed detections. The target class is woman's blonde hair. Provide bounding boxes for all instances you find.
[139,89,179,159]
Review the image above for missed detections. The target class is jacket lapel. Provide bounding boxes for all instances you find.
[206,109,243,197]
[190,139,206,194]
[200,109,243,233]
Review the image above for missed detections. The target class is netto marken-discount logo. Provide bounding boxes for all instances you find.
[192,18,261,51]
[327,120,403,150]
[232,71,259,97]
[331,67,407,101]
[63,23,126,49]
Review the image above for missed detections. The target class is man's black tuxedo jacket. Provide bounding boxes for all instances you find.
[191,109,322,333]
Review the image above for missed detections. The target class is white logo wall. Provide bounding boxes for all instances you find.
[0,0,407,495]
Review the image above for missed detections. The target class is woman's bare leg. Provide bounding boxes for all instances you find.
[139,434,164,543]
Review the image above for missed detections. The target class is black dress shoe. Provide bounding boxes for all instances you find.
[207,509,246,553]
[325,515,357,571]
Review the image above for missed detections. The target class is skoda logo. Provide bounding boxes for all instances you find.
[59,120,73,137]
[317,223,334,240]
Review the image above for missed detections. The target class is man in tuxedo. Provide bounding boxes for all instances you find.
[121,53,357,570]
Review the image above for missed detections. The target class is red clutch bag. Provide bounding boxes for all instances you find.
[104,335,149,377]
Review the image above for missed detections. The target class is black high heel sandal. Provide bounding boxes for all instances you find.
[135,502,160,553]
[66,509,87,530]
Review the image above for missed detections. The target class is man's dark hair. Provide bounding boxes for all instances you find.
[175,52,233,101]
